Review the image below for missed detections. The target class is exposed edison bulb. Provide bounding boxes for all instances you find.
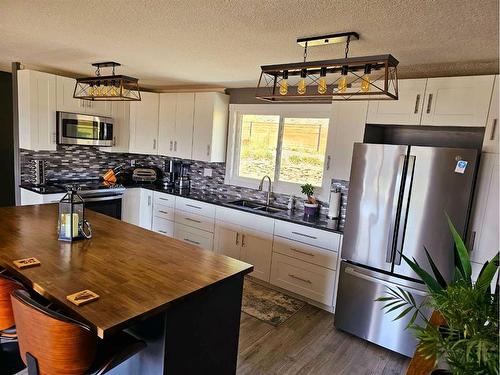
[318,77,327,94]
[279,79,288,95]
[360,75,371,92]
[338,76,348,93]
[297,78,306,95]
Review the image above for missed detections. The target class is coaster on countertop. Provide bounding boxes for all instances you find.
[66,290,100,306]
[13,257,41,269]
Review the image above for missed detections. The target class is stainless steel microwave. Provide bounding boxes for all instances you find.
[57,112,113,147]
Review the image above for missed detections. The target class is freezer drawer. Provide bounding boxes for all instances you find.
[335,261,430,357]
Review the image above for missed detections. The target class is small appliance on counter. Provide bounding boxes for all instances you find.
[175,163,191,190]
[29,159,47,186]
[163,160,181,188]
[132,167,161,183]
[327,187,341,219]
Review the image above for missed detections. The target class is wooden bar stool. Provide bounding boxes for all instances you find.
[0,272,23,339]
[11,289,146,375]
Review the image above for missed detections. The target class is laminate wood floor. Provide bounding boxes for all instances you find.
[237,304,409,375]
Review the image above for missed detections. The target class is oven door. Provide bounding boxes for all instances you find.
[58,112,113,146]
[84,196,122,219]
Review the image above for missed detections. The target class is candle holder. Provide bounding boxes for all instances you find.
[58,190,92,242]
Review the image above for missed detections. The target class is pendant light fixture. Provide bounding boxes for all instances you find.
[256,32,399,102]
[73,62,141,101]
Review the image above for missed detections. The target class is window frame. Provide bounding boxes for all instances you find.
[225,104,333,198]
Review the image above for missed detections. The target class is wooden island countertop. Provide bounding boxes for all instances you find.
[0,204,253,339]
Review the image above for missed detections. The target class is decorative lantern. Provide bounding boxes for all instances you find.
[58,190,92,241]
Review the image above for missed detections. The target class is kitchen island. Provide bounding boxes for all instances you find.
[0,204,253,374]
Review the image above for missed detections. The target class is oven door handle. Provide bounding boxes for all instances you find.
[83,195,123,202]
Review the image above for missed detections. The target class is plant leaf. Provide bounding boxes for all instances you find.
[393,305,414,321]
[446,213,472,281]
[401,254,442,293]
[476,253,499,293]
[385,302,408,314]
[423,246,448,289]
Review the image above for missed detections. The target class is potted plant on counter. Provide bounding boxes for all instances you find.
[301,183,319,217]
[377,216,499,375]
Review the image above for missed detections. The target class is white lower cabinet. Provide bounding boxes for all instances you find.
[240,229,273,282]
[122,188,153,230]
[270,253,336,306]
[20,189,65,205]
[174,223,213,251]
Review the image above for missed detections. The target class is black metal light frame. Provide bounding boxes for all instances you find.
[256,33,399,102]
[73,62,141,101]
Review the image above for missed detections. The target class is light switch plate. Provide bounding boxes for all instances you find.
[203,168,213,177]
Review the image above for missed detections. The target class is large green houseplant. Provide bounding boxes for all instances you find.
[377,216,499,374]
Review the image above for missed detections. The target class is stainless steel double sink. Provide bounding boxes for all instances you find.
[225,199,287,214]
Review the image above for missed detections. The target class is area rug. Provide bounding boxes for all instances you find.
[242,278,306,326]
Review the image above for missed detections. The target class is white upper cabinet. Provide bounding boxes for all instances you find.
[18,70,57,151]
[56,75,111,117]
[366,79,427,125]
[158,93,194,159]
[192,92,229,162]
[420,75,495,127]
[102,101,130,153]
[129,91,159,155]
[174,93,195,159]
[469,152,499,265]
[483,75,499,153]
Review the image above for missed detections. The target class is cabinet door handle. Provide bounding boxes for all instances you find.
[170,140,173,151]
[148,196,151,206]
[414,94,421,114]
[291,231,317,240]
[490,119,498,141]
[153,139,157,150]
[288,274,312,284]
[174,141,177,151]
[206,145,210,157]
[241,234,246,247]
[235,232,239,246]
[185,204,202,210]
[326,155,331,171]
[184,217,201,224]
[290,248,315,257]
[426,93,433,114]
[113,136,117,146]
[184,238,200,245]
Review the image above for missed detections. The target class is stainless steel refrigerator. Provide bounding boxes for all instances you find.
[334,143,478,357]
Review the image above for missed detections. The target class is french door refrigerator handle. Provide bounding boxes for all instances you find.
[344,266,427,297]
[385,155,406,263]
[394,155,416,266]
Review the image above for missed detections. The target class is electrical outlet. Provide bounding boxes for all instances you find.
[203,168,213,177]
[130,159,136,167]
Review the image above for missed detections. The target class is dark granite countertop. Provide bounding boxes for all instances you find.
[20,183,343,234]
[128,183,343,234]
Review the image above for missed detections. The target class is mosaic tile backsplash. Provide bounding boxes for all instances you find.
[20,145,349,223]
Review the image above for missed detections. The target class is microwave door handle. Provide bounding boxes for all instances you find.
[386,155,406,263]
[394,155,415,266]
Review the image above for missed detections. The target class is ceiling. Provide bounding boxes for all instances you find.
[0,0,498,90]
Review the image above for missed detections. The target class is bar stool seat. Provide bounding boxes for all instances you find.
[11,289,146,375]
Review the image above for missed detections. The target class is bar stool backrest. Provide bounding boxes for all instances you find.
[0,273,22,331]
[11,289,98,375]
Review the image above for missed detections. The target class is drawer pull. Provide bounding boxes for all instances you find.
[291,231,317,240]
[185,204,202,210]
[290,248,314,257]
[288,274,312,284]
[184,217,201,224]
[159,197,169,201]
[158,210,169,214]
[184,238,200,245]
[158,230,167,234]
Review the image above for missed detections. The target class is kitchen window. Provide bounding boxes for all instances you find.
[226,104,332,196]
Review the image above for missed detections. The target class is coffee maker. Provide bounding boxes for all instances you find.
[164,160,181,188]
[176,163,191,190]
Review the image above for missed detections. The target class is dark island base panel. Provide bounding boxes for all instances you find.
[115,275,244,375]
